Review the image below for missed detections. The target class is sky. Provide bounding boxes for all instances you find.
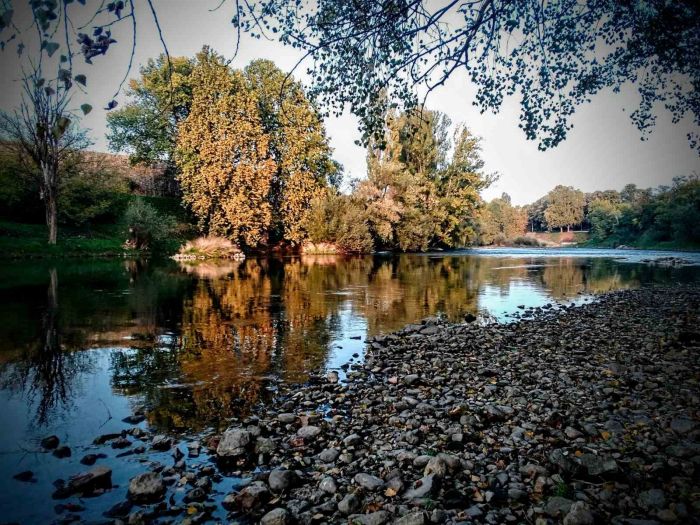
[1,0,698,205]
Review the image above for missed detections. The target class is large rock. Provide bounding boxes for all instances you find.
[216,429,251,458]
[423,456,447,479]
[127,472,166,503]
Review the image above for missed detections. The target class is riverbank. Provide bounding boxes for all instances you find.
[9,285,700,524]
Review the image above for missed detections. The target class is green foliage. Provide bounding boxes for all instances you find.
[107,55,195,173]
[478,193,528,245]
[586,176,700,248]
[0,151,42,222]
[544,185,586,232]
[358,108,493,251]
[122,199,174,251]
[58,166,129,227]
[235,1,700,152]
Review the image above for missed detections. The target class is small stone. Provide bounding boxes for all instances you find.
[268,468,297,492]
[338,493,361,515]
[261,508,289,525]
[354,472,384,491]
[343,433,362,446]
[111,437,131,449]
[41,435,60,449]
[151,434,172,451]
[319,448,340,463]
[277,413,296,424]
[319,476,337,494]
[424,456,447,479]
[563,501,594,525]
[638,488,666,510]
[348,510,390,525]
[545,496,574,517]
[404,374,420,385]
[122,414,146,425]
[13,471,35,482]
[297,425,322,439]
[230,481,270,510]
[217,429,251,457]
[52,446,71,458]
[103,500,132,518]
[67,466,112,495]
[395,511,428,525]
[127,472,165,503]
[403,475,437,499]
[327,371,339,383]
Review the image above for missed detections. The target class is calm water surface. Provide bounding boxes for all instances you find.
[0,249,698,522]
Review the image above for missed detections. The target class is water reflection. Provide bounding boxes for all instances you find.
[0,253,696,434]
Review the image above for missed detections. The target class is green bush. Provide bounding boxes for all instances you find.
[123,199,174,250]
[59,167,129,227]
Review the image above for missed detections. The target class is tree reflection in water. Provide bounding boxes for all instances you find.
[0,254,690,432]
[0,268,94,425]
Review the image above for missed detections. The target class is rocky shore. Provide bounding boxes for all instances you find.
[14,286,700,524]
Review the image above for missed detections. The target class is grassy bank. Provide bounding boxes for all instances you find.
[0,220,138,258]
[582,236,700,252]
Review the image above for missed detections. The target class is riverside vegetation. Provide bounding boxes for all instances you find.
[3,48,698,257]
[11,285,699,524]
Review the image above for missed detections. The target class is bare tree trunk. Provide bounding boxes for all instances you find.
[46,191,58,245]
[43,165,58,245]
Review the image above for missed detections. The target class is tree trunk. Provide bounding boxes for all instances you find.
[43,164,58,245]
[46,190,57,245]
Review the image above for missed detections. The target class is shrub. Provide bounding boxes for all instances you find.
[123,199,174,250]
[177,236,243,258]
[59,167,129,227]
[511,236,541,247]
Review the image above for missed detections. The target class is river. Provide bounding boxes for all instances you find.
[0,248,698,522]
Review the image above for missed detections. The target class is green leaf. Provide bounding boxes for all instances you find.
[80,103,92,115]
[44,41,59,57]
[74,74,87,86]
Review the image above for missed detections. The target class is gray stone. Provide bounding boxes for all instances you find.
[319,476,337,494]
[261,508,289,525]
[545,496,574,517]
[355,472,384,491]
[424,456,447,479]
[394,511,428,525]
[563,502,594,525]
[319,448,340,463]
[216,429,251,457]
[277,413,296,424]
[338,493,361,515]
[297,425,322,439]
[127,472,165,503]
[349,511,390,525]
[268,468,297,492]
[638,488,666,510]
[403,475,437,499]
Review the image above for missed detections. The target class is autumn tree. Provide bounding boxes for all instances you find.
[107,55,195,194]
[175,48,275,247]
[544,185,586,232]
[478,193,528,245]
[0,70,88,244]
[243,60,339,245]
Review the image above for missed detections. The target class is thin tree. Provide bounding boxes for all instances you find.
[0,69,88,244]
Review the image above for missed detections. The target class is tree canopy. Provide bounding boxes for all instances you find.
[1,1,697,151]
[174,48,338,248]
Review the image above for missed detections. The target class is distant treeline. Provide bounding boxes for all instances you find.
[478,176,700,249]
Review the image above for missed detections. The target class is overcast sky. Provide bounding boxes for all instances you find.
[1,0,698,205]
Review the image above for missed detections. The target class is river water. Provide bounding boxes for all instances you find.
[0,248,698,522]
